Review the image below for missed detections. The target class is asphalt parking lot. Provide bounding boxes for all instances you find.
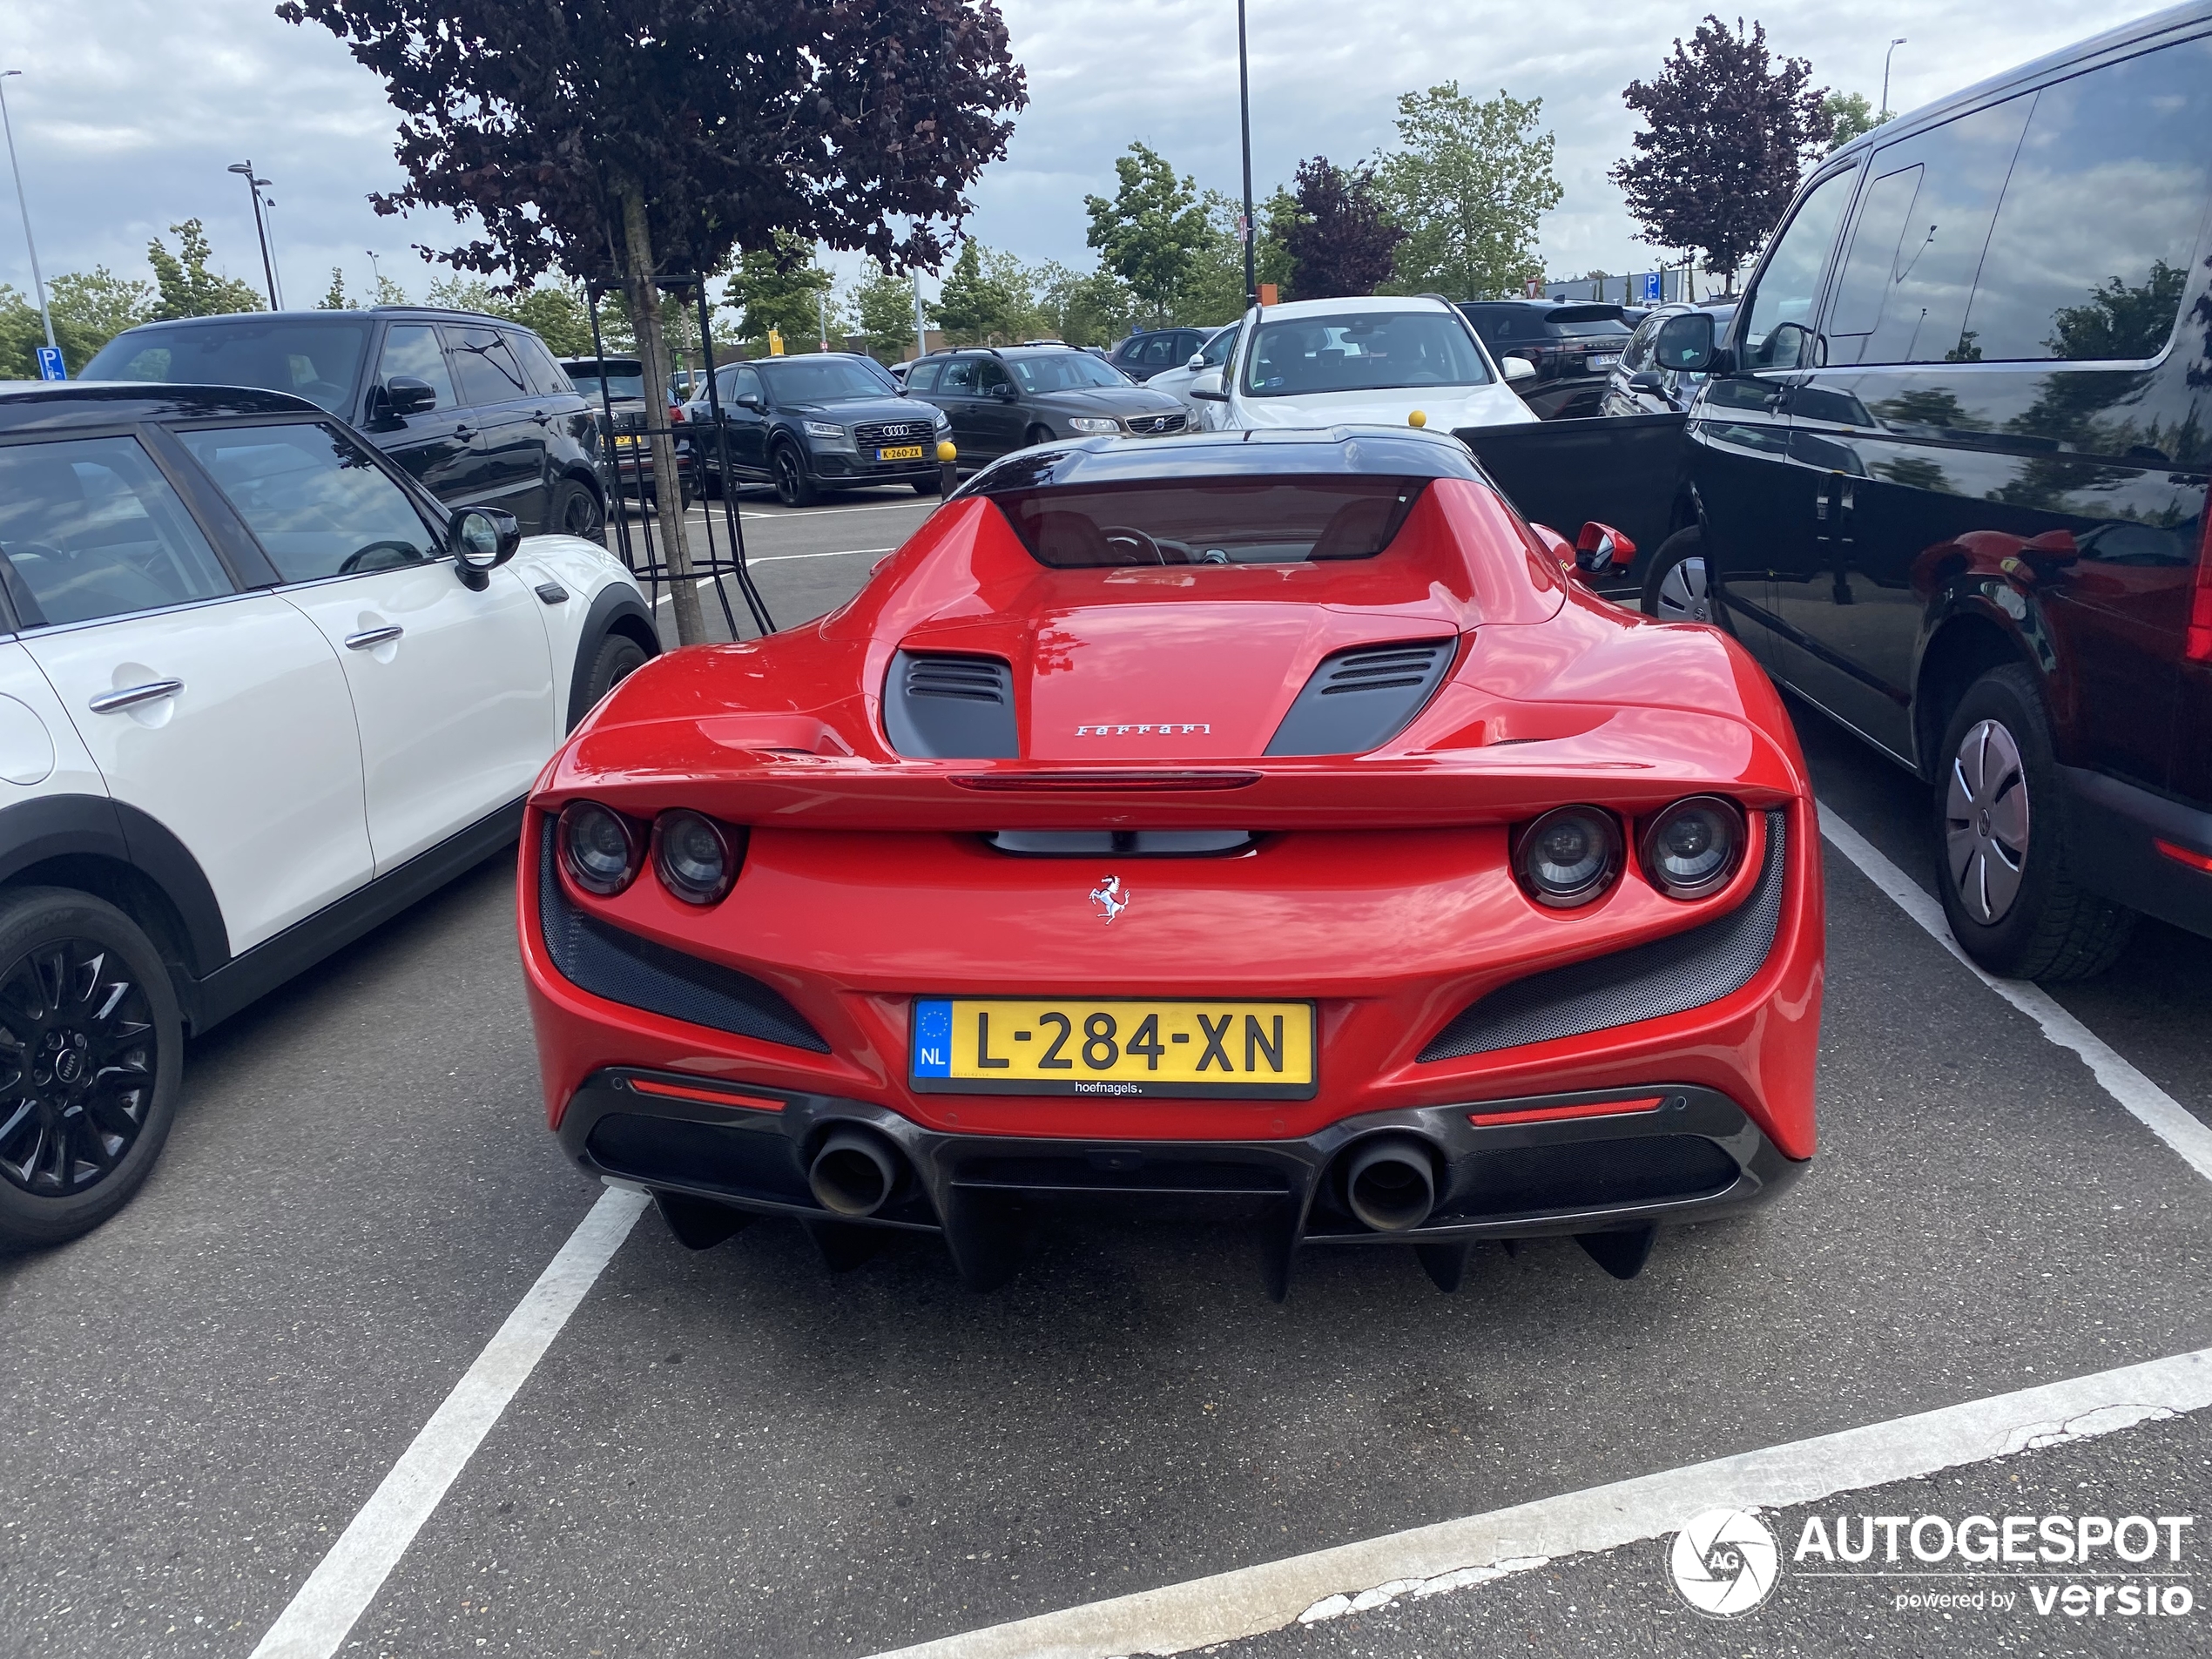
[3,487,2208,1659]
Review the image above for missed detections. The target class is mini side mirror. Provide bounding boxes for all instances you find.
[1190,370,1227,402]
[1655,312,1717,374]
[385,375,437,417]
[1501,355,1537,384]
[450,506,521,589]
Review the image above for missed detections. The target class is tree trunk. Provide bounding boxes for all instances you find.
[618,187,705,647]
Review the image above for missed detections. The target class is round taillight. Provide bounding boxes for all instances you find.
[559,800,640,896]
[652,809,738,906]
[1515,806,1622,907]
[1641,796,1745,899]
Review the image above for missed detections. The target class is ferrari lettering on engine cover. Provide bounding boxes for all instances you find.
[1075,723,1211,735]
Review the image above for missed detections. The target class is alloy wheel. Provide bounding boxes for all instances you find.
[1944,718,2031,925]
[1656,555,1713,623]
[773,448,802,505]
[562,487,604,540]
[0,940,158,1197]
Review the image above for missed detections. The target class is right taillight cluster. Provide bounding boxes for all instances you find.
[557,800,745,907]
[1514,796,1746,907]
[2187,509,2212,663]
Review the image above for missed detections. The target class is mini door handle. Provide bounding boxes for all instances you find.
[89,679,184,714]
[344,625,405,651]
[531,408,552,425]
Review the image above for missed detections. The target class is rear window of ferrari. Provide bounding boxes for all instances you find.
[994,477,1426,568]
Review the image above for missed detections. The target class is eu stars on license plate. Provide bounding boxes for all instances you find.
[910,998,1317,1099]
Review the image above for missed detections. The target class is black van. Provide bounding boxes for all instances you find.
[83,307,608,540]
[1638,2,2212,980]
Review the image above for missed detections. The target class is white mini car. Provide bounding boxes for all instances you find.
[0,384,658,1246]
[1190,293,1538,433]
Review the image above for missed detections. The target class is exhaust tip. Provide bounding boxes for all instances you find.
[1345,1136,1438,1232]
[809,1127,901,1217]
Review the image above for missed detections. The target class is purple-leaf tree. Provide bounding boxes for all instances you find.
[1281,158,1406,301]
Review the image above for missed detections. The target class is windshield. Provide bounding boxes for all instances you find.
[993,477,1425,567]
[1242,311,1491,398]
[1552,320,1631,339]
[1008,353,1128,393]
[760,357,895,402]
[82,319,373,417]
[564,364,647,401]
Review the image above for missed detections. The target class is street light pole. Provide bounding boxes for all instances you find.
[1236,0,1257,308]
[913,267,927,363]
[228,160,280,310]
[1881,37,1907,118]
[0,71,54,352]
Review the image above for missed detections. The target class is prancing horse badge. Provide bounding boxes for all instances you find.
[1089,874,1130,925]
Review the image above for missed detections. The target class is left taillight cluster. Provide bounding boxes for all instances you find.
[1513,796,1746,908]
[557,801,744,907]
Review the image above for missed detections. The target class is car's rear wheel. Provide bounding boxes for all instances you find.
[772,442,819,508]
[1640,527,1716,624]
[0,889,183,1250]
[550,477,604,542]
[576,631,651,727]
[1932,664,2134,981]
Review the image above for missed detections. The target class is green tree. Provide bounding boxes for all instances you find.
[1375,84,1561,300]
[1168,191,1262,326]
[320,267,352,308]
[50,266,156,352]
[1255,186,1298,300]
[1824,91,1890,152]
[848,263,921,360]
[424,272,598,355]
[145,219,264,320]
[1084,142,1211,324]
[1030,261,1136,347]
[930,239,1034,343]
[0,286,64,378]
[723,237,840,353]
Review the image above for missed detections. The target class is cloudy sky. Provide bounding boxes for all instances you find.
[0,0,2169,311]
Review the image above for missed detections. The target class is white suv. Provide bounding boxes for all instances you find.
[0,384,658,1246]
[1190,294,1538,433]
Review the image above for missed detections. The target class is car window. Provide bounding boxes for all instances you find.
[729,366,764,405]
[1962,39,2212,363]
[1739,165,1860,370]
[1819,96,2031,367]
[1621,315,1659,372]
[1008,353,1128,392]
[374,322,459,412]
[442,325,532,407]
[1200,327,1236,368]
[992,476,1427,567]
[80,318,373,418]
[905,361,941,393]
[174,422,442,583]
[1242,310,1493,396]
[1138,334,1182,368]
[758,357,896,402]
[938,358,979,395]
[0,436,233,628]
[974,359,1012,394]
[512,333,575,397]
[563,362,647,401]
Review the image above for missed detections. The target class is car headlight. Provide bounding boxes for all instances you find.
[1068,416,1119,435]
[931,408,951,431]
[801,420,845,441]
[558,800,641,896]
[652,809,742,905]
[1640,796,1744,899]
[1514,806,1622,908]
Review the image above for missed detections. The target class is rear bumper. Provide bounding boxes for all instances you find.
[559,1067,1804,1293]
[2061,765,2212,939]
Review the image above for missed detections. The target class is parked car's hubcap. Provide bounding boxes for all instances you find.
[1657,554,1712,623]
[1945,718,2031,925]
[0,941,157,1197]
[563,489,600,537]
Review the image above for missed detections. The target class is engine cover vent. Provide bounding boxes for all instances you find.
[883,651,1018,759]
[1264,637,1457,757]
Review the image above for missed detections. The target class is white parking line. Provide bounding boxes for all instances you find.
[246,1186,649,1659]
[646,549,894,610]
[865,1345,2212,1659]
[1817,804,2212,1184]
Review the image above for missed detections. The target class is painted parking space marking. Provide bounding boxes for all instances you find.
[246,1186,648,1659]
[1817,804,2212,1184]
[863,1346,2212,1659]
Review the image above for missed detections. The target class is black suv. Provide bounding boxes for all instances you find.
[1107,327,1211,382]
[905,346,1187,465]
[683,352,947,506]
[82,307,607,538]
[1459,301,1635,420]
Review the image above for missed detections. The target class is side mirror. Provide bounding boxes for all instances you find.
[1628,370,1663,392]
[1655,312,1719,374]
[993,381,1020,401]
[1501,355,1537,384]
[1574,521,1637,577]
[385,375,437,417]
[1765,321,1820,371]
[1186,352,1207,370]
[450,506,521,589]
[733,392,762,411]
[1190,370,1227,402]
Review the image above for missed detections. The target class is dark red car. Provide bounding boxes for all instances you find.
[517,428,1824,1296]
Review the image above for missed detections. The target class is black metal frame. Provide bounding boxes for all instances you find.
[583,276,774,638]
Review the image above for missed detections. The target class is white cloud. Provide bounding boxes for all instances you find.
[0,0,2171,314]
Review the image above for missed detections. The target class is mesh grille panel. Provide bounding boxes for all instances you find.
[1419,811,1789,1061]
[854,420,934,447]
[536,821,829,1052]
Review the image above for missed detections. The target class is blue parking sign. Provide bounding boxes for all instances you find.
[35,345,65,381]
[1638,271,1663,305]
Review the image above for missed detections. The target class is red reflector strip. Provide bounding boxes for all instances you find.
[2155,838,2212,874]
[1469,1095,1666,1128]
[626,1075,786,1112]
[949,771,1261,793]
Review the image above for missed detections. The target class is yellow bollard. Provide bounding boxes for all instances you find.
[936,440,957,462]
[1407,409,1427,428]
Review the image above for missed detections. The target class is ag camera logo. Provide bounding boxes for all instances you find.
[1669,1508,1781,1617]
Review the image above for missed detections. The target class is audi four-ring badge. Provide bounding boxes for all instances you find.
[517,426,1824,1296]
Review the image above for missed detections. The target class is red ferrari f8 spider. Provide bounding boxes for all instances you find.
[519,427,1822,1296]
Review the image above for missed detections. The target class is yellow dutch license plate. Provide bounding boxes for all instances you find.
[877,443,927,462]
[614,435,638,448]
[911,998,1317,1099]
